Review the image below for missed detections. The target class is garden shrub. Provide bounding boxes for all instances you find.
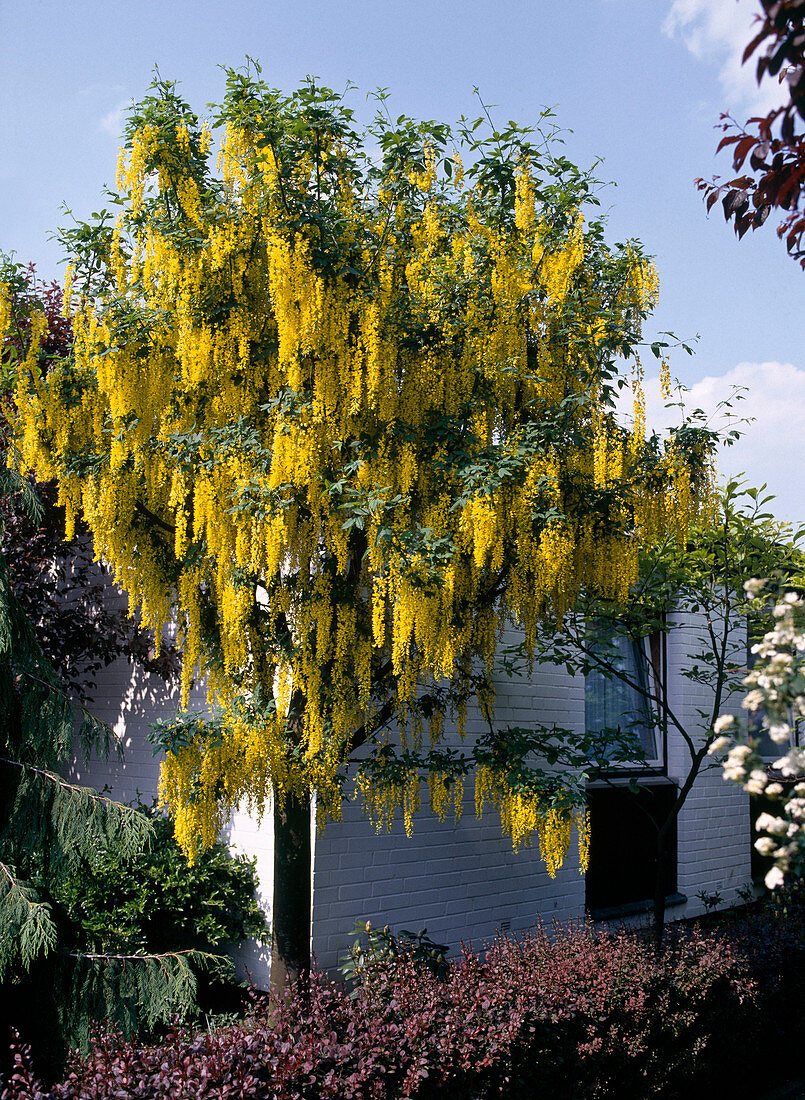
[3,809,269,1084]
[55,811,268,959]
[4,909,805,1099]
[339,921,450,996]
[52,809,269,1025]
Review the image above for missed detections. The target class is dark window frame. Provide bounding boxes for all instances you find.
[583,621,681,916]
[585,779,682,918]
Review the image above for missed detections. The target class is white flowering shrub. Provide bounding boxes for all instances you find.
[712,580,805,889]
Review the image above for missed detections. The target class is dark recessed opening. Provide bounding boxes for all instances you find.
[585,783,678,914]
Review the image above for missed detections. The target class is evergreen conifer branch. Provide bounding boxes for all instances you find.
[56,950,209,1050]
[0,860,58,977]
[0,757,154,870]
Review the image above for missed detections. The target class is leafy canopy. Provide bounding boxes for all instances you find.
[2,68,716,873]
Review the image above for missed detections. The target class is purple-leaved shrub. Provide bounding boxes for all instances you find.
[3,910,804,1100]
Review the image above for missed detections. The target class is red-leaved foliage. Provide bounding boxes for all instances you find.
[697,0,805,267]
[4,911,805,1099]
[0,264,71,366]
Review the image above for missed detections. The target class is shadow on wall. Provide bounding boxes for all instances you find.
[232,935,273,990]
[65,654,194,804]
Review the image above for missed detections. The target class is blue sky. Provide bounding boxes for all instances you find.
[1,0,802,523]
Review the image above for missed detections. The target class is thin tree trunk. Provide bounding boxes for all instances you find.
[270,788,311,999]
[652,809,676,953]
[652,845,667,954]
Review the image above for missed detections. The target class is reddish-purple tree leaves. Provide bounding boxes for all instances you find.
[697,1,805,266]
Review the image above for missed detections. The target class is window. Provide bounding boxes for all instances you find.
[583,622,681,917]
[585,782,680,916]
[584,624,662,770]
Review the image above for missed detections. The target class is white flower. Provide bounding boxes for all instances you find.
[725,765,748,782]
[772,747,805,777]
[744,578,766,598]
[766,783,785,797]
[768,653,794,671]
[745,769,769,794]
[784,797,805,822]
[768,723,792,745]
[714,714,736,734]
[724,743,754,780]
[708,735,731,755]
[754,837,777,856]
[743,690,765,712]
[765,866,786,890]
[755,813,788,836]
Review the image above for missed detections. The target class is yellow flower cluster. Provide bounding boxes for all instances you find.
[0,283,11,344]
[358,760,587,878]
[158,708,344,857]
[6,113,714,878]
[475,766,590,875]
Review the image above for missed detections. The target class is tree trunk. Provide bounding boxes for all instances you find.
[270,788,311,999]
[652,854,667,954]
[652,810,675,954]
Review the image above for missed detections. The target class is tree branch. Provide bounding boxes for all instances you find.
[134,501,175,535]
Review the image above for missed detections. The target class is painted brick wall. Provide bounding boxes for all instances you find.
[662,610,753,920]
[66,654,180,802]
[72,610,754,985]
[311,652,589,970]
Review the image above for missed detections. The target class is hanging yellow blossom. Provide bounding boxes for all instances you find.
[4,75,717,879]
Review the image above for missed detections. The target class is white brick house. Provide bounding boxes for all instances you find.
[70,612,753,989]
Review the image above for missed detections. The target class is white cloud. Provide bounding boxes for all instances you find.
[663,0,787,116]
[98,100,130,140]
[639,360,805,526]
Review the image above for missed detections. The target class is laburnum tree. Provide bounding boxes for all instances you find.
[696,0,805,267]
[1,69,718,990]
